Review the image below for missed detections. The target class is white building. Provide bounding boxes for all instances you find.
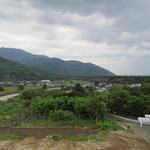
[40,80,51,86]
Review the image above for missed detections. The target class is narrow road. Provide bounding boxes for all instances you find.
[108,114,150,126]
[108,114,150,142]
[0,93,19,101]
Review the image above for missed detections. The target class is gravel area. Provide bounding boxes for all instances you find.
[120,122,150,142]
[108,114,150,143]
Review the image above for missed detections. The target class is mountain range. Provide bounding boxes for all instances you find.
[0,47,115,77]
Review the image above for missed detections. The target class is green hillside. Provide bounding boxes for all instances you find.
[0,57,62,81]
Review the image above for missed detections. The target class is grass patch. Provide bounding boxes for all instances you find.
[68,134,105,142]
[49,134,63,141]
[0,87,18,96]
[0,86,42,96]
[62,80,90,85]
[68,136,89,141]
[97,117,121,131]
[0,134,23,140]
[24,86,42,91]
[25,118,95,128]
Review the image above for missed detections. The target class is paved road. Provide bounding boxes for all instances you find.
[0,93,19,101]
[108,114,150,142]
[108,114,150,126]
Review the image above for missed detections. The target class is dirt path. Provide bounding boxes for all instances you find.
[104,130,150,150]
[0,93,19,101]
[120,122,150,142]
[0,127,99,139]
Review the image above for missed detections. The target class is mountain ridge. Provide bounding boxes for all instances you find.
[0,47,115,76]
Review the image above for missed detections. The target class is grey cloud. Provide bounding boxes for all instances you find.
[26,0,150,46]
[28,0,103,15]
[0,0,150,75]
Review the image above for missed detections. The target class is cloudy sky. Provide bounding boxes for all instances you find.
[0,0,150,75]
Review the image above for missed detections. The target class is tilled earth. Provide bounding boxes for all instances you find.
[0,127,150,150]
[0,127,99,139]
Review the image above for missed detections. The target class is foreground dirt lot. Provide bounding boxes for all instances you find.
[0,127,150,150]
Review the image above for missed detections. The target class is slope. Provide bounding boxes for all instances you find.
[0,47,115,76]
[0,57,62,81]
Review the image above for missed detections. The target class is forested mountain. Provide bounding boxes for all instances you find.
[0,57,62,81]
[0,47,115,76]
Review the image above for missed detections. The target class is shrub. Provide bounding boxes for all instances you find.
[0,134,23,140]
[42,90,66,98]
[68,135,104,142]
[97,118,121,131]
[20,90,35,99]
[42,83,47,90]
[0,86,4,91]
[18,85,24,91]
[50,134,62,141]
[49,110,74,121]
[32,97,56,116]
[85,97,107,121]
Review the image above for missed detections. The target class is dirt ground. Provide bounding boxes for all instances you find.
[0,127,150,150]
[0,127,99,139]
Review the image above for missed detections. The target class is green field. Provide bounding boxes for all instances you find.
[0,86,42,96]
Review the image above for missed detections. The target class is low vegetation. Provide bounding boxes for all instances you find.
[107,76,150,84]
[0,134,23,140]
[67,118,121,142]
[68,135,104,142]
[27,118,95,127]
[97,117,121,131]
[108,83,150,117]
[49,134,63,141]
[0,84,107,127]
[0,82,149,142]
[0,87,18,96]
[0,86,41,96]
[0,86,4,91]
[0,83,150,127]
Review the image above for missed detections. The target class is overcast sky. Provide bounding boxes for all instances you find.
[0,0,150,75]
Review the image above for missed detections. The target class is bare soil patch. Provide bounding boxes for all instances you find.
[0,127,99,139]
[0,130,150,150]
[104,130,150,150]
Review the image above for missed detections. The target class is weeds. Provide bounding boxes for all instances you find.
[0,134,23,140]
[97,117,121,131]
[68,134,105,142]
[51,134,62,141]
[26,118,95,128]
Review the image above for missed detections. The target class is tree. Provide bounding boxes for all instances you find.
[20,90,35,99]
[85,96,107,122]
[68,83,85,96]
[108,88,130,114]
[42,83,47,90]
[94,81,100,87]
[0,86,4,91]
[18,85,24,91]
[74,83,84,92]
[73,97,87,118]
[126,95,150,117]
